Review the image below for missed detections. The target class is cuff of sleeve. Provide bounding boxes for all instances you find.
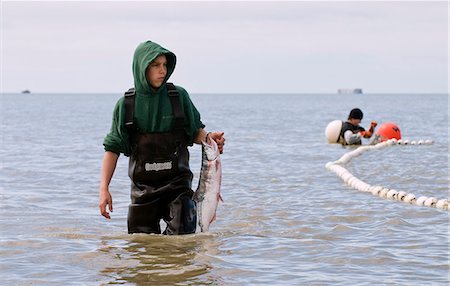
[104,146,120,156]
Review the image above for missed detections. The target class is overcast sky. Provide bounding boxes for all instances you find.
[1,1,448,94]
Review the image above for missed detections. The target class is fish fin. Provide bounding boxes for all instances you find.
[210,212,216,223]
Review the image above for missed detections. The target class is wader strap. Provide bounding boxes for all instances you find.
[166,82,185,131]
[124,88,136,130]
[123,84,185,132]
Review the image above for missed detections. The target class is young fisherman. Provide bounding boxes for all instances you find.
[99,40,225,234]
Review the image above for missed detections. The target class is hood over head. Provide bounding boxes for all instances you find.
[132,40,176,93]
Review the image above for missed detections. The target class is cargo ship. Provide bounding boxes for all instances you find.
[338,88,363,94]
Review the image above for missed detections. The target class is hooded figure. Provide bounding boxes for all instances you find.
[103,41,204,155]
[100,41,222,235]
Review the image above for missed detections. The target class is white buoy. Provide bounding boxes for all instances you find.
[358,146,370,152]
[386,189,398,199]
[379,188,390,198]
[386,140,395,146]
[396,191,407,201]
[404,194,416,203]
[325,120,343,143]
[424,197,437,207]
[370,186,383,196]
[374,142,388,150]
[388,138,398,145]
[347,176,356,186]
[416,196,428,206]
[339,153,352,164]
[357,183,367,190]
[342,173,353,184]
[436,199,449,210]
[358,183,371,192]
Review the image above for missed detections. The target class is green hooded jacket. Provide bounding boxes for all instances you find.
[103,41,205,156]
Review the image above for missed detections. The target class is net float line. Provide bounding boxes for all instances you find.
[325,139,448,211]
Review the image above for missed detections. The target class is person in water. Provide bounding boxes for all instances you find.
[99,40,225,235]
[338,108,377,145]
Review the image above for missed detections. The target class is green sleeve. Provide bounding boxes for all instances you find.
[177,86,205,145]
[103,97,132,156]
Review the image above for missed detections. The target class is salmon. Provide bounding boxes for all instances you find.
[193,134,222,232]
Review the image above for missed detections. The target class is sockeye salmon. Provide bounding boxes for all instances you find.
[193,134,222,232]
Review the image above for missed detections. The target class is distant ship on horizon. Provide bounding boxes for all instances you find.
[338,88,363,94]
[21,90,31,94]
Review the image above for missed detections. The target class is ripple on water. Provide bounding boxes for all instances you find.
[1,93,448,285]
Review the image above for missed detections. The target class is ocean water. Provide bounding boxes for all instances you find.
[0,92,448,285]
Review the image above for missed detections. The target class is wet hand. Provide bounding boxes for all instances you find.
[210,132,225,154]
[371,121,378,128]
[99,190,113,219]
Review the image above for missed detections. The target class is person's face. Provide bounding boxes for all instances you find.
[349,118,361,125]
[146,55,167,89]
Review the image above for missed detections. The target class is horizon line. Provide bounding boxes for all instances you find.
[1,91,448,95]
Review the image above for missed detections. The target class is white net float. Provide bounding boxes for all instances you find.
[424,197,437,207]
[325,138,448,211]
[379,188,390,198]
[416,196,428,206]
[386,189,398,200]
[404,194,416,204]
[436,199,449,209]
[396,191,407,201]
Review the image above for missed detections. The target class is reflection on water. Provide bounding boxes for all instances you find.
[98,234,223,285]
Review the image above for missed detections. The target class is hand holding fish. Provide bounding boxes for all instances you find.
[208,131,225,154]
[195,129,225,154]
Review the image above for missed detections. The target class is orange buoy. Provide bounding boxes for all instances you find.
[376,122,401,141]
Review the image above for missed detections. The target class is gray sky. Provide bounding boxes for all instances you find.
[1,1,448,93]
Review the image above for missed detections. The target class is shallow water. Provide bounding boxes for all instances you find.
[1,92,448,285]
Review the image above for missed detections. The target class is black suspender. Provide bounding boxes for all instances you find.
[166,82,185,131]
[124,88,136,129]
[123,83,185,132]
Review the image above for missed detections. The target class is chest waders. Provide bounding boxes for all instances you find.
[339,122,364,145]
[124,83,197,235]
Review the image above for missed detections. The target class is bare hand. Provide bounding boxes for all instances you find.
[209,132,225,154]
[99,189,113,219]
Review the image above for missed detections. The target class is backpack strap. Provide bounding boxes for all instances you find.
[166,82,185,131]
[124,87,136,130]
